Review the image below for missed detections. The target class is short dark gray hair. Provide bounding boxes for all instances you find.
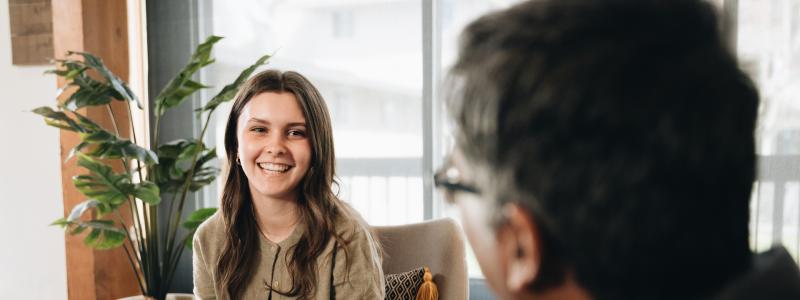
[447,0,758,299]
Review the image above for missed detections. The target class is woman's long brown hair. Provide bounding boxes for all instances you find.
[216,70,353,299]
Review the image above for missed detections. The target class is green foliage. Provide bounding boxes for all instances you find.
[82,220,128,249]
[54,199,127,249]
[32,106,159,164]
[182,207,218,231]
[154,36,222,117]
[182,207,218,249]
[154,139,219,194]
[35,38,268,299]
[73,130,159,165]
[202,53,271,112]
[52,216,127,250]
[32,106,84,132]
[73,153,138,205]
[70,51,140,108]
[48,51,141,110]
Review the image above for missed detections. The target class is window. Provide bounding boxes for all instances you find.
[203,0,424,226]
[735,0,800,260]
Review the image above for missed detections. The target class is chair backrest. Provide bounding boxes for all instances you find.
[372,218,468,300]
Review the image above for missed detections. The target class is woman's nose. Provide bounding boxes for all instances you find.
[265,134,287,155]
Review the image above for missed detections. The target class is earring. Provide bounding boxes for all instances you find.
[236,157,241,165]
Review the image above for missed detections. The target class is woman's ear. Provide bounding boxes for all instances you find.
[498,203,542,293]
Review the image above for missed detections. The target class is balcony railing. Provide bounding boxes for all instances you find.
[337,158,424,226]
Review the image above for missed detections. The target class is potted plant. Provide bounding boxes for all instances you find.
[33,36,269,300]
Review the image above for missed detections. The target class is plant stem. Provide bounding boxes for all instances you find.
[105,105,134,180]
[105,104,121,138]
[124,100,147,183]
[122,95,158,296]
[107,104,152,288]
[152,114,161,150]
[162,190,180,263]
[164,233,192,293]
[107,104,150,291]
[117,211,146,295]
[163,110,214,293]
[148,104,163,297]
[148,202,161,296]
[129,199,148,291]
[123,243,147,295]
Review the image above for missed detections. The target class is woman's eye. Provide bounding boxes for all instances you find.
[250,127,266,133]
[288,130,306,137]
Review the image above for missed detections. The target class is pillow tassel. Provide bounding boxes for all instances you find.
[415,266,439,300]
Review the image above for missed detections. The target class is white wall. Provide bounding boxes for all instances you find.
[0,0,67,298]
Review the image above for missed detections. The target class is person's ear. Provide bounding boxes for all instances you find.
[499,203,542,293]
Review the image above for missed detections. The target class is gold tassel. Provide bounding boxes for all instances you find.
[415,266,439,300]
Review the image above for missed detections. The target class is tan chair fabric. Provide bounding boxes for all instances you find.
[372,218,469,300]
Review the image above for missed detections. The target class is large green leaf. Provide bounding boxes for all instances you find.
[156,80,209,117]
[73,154,133,205]
[188,148,219,192]
[182,207,218,249]
[31,106,84,132]
[176,141,204,163]
[133,181,161,205]
[155,139,197,180]
[67,199,114,221]
[154,36,222,116]
[182,208,217,230]
[156,139,191,158]
[63,74,118,110]
[52,218,127,250]
[45,109,158,164]
[155,140,219,194]
[202,53,271,112]
[46,60,88,80]
[68,51,140,108]
[69,109,102,130]
[82,220,127,249]
[73,130,159,164]
[48,52,140,110]
[73,154,161,205]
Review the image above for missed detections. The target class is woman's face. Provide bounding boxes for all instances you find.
[236,91,312,201]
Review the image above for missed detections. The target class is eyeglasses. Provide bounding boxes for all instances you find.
[433,159,481,203]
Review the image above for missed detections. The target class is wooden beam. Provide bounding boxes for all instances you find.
[52,0,140,299]
[8,0,53,65]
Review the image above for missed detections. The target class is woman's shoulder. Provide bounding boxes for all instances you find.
[334,202,371,239]
[194,210,225,245]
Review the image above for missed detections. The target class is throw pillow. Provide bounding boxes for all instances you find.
[385,267,425,300]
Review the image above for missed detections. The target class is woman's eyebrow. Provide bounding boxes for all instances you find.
[247,117,268,124]
[247,118,306,127]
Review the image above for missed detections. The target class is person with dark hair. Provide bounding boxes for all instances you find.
[192,70,385,299]
[437,0,800,299]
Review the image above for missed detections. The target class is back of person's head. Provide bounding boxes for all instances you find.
[448,0,759,299]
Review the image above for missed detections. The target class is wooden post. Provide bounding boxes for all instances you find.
[52,0,140,298]
[8,0,54,65]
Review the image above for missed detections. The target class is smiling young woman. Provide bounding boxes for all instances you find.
[192,70,385,300]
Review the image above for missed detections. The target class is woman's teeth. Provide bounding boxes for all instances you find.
[257,163,292,173]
